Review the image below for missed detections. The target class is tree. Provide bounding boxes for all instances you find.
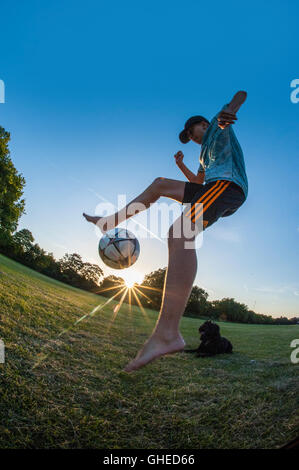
[80,262,104,290]
[59,253,85,286]
[58,253,104,289]
[0,127,26,234]
[274,316,291,325]
[139,267,167,310]
[97,275,126,297]
[13,229,34,254]
[138,268,212,316]
[211,297,250,323]
[184,285,210,318]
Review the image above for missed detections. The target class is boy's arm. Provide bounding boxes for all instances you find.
[217,91,247,129]
[174,151,204,183]
[195,168,205,184]
[195,161,205,184]
[177,161,199,183]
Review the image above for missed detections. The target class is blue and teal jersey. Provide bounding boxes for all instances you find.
[198,104,248,200]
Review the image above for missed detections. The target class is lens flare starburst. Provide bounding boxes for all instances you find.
[32,270,163,369]
[121,270,144,289]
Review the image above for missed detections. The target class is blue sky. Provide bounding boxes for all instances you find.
[0,0,298,317]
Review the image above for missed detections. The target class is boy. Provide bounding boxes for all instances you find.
[83,90,248,373]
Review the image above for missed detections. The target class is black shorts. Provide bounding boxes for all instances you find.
[182,179,246,230]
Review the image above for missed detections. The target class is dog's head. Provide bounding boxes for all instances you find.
[198,320,220,341]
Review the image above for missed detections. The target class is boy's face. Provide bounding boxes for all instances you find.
[187,121,209,144]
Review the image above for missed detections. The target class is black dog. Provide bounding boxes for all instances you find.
[184,320,233,357]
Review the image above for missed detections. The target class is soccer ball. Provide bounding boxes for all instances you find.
[98,228,140,269]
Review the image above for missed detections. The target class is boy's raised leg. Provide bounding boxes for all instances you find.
[83,177,186,232]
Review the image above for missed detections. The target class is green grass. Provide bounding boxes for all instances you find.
[0,253,298,449]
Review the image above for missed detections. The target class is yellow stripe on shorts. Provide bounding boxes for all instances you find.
[185,180,223,219]
[186,180,231,224]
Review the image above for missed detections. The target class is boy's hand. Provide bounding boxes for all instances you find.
[174,151,184,166]
[218,91,247,129]
[217,110,237,129]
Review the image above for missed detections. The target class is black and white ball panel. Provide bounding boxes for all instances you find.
[98,228,140,269]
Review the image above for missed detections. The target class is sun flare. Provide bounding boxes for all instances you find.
[33,266,164,368]
[125,278,135,288]
[121,270,143,289]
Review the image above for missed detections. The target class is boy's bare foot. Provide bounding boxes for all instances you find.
[83,213,109,233]
[123,333,186,373]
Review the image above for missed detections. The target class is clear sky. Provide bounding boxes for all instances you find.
[1,0,298,317]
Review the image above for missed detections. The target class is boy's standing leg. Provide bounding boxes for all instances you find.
[123,214,199,372]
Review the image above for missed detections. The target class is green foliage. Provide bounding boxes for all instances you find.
[59,252,104,290]
[13,228,34,253]
[0,127,26,234]
[97,275,125,296]
[184,285,210,317]
[140,267,166,310]
[211,298,253,323]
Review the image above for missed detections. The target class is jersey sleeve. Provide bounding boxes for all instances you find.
[202,103,230,143]
[198,161,204,172]
[198,157,205,172]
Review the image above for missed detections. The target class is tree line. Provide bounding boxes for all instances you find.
[97,268,299,325]
[0,125,298,325]
[0,228,104,291]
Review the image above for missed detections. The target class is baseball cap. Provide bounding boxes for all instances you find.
[179,115,210,144]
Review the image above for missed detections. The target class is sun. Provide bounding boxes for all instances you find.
[125,278,136,288]
[121,270,143,289]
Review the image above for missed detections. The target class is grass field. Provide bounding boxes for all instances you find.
[0,253,298,449]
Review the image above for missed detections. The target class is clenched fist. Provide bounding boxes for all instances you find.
[174,151,184,166]
[217,109,238,129]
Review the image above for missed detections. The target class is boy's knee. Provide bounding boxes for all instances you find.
[152,176,165,187]
[150,177,166,196]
